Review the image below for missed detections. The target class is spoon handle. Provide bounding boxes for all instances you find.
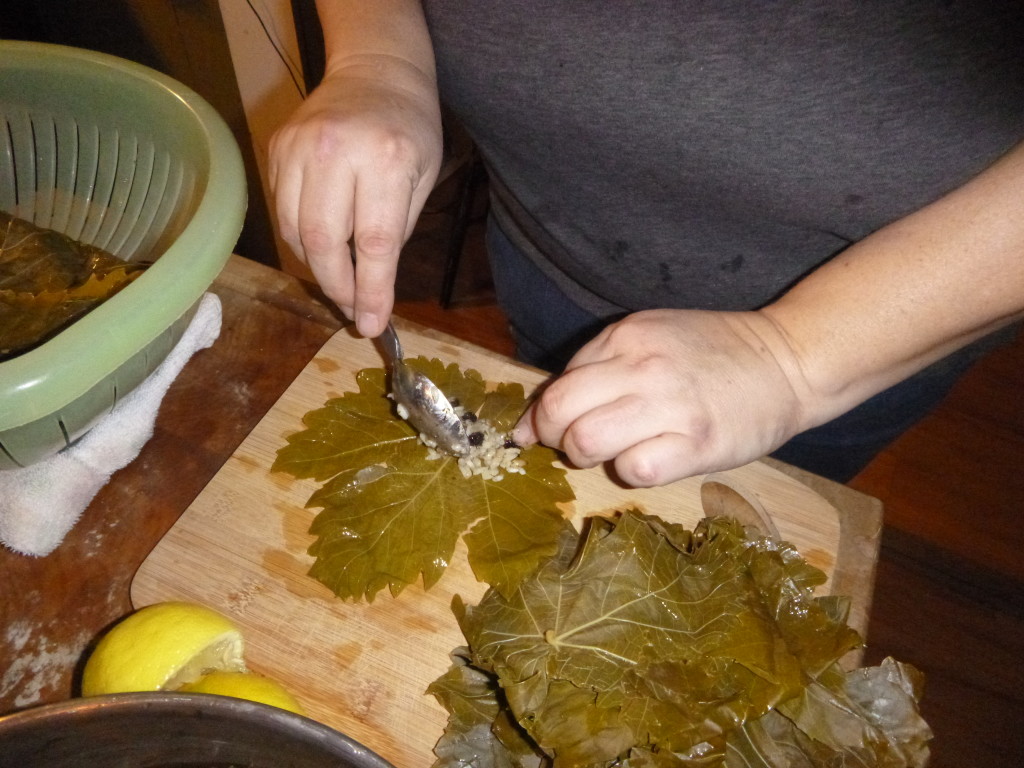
[377,321,404,365]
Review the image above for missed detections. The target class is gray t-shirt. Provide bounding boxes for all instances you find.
[422,1,1024,318]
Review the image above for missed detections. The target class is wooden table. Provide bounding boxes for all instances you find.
[0,255,883,718]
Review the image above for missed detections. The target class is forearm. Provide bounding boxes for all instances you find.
[316,0,436,87]
[761,140,1024,429]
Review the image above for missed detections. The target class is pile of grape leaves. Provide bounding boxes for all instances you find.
[272,358,576,602]
[429,513,932,768]
[0,210,145,360]
[275,359,930,766]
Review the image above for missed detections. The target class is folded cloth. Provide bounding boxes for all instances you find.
[0,292,222,557]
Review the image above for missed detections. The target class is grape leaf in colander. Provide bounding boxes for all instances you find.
[0,211,144,359]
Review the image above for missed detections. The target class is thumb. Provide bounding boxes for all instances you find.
[512,404,538,446]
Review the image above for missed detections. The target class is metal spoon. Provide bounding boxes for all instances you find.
[377,321,471,457]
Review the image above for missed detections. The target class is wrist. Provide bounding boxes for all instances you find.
[324,52,438,97]
[737,308,826,434]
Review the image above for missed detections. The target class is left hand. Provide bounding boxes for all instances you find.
[512,308,811,487]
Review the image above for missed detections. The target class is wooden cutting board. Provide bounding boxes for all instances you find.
[132,322,844,768]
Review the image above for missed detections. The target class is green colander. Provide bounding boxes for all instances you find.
[0,41,247,468]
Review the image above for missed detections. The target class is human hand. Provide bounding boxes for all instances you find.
[512,309,812,487]
[269,57,443,337]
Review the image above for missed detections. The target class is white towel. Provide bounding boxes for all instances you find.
[0,292,222,557]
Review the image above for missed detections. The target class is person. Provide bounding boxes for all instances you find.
[269,1,1024,486]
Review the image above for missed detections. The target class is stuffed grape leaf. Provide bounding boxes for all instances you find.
[0,210,144,359]
[432,512,931,767]
[273,358,576,602]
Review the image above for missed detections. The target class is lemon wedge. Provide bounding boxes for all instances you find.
[81,601,246,696]
[179,670,305,715]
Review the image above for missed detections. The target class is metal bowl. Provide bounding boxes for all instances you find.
[0,692,395,768]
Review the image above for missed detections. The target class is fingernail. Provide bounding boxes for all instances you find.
[356,312,379,337]
[512,418,536,446]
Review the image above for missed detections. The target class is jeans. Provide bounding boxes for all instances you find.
[485,216,1007,483]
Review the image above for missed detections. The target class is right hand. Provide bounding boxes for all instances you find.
[269,56,443,337]
[512,308,811,488]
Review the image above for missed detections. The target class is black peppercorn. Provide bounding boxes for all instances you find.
[468,431,485,447]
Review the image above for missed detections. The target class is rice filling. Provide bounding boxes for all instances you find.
[420,406,525,481]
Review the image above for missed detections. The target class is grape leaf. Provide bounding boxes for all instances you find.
[724,659,931,767]
[0,210,144,358]
[428,648,545,768]
[1,211,91,292]
[273,358,576,602]
[458,513,859,759]
[436,512,928,767]
[0,269,143,357]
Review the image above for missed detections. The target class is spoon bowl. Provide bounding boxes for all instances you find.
[377,322,470,456]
